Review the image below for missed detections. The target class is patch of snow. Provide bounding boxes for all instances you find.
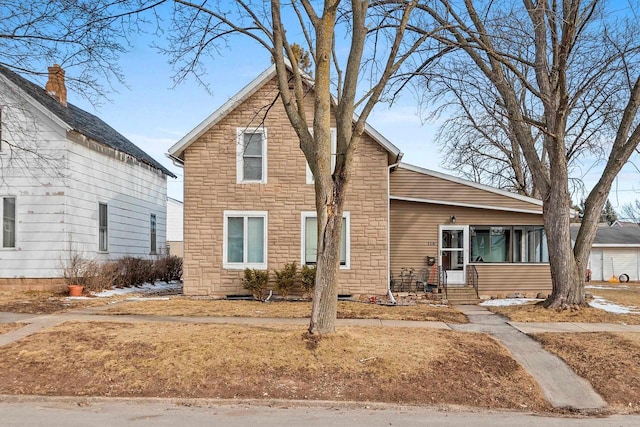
[480,298,542,307]
[125,297,171,301]
[65,296,92,300]
[586,285,629,290]
[589,295,640,314]
[92,281,182,298]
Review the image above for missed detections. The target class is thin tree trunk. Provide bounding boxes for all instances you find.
[309,204,343,334]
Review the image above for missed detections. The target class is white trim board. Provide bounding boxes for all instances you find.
[390,195,544,215]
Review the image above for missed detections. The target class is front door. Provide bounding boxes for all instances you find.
[440,225,468,285]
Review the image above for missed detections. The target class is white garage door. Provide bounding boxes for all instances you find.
[602,249,639,281]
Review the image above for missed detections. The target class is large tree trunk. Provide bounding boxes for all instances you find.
[542,178,586,308]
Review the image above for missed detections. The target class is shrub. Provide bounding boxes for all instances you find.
[119,256,155,287]
[155,254,183,282]
[87,260,122,292]
[61,253,98,290]
[242,268,270,301]
[274,262,297,299]
[301,264,316,296]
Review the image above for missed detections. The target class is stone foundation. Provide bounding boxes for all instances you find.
[0,278,67,292]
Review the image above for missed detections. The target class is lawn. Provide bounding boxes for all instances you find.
[0,291,110,314]
[487,302,640,324]
[534,332,640,413]
[0,323,22,335]
[587,282,640,309]
[0,321,548,410]
[100,299,468,323]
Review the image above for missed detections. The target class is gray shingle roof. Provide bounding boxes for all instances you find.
[0,65,176,178]
[571,223,640,245]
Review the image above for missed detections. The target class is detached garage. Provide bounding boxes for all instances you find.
[572,224,640,282]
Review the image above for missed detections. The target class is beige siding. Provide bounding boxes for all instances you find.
[390,199,552,296]
[391,168,542,212]
[183,78,389,296]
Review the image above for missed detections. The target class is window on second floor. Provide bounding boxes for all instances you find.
[237,128,267,183]
[306,128,337,184]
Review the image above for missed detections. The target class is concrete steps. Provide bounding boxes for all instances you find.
[444,287,480,304]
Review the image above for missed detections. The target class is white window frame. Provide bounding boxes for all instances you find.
[301,211,350,269]
[98,202,108,253]
[306,128,337,184]
[1,196,16,249]
[223,210,268,269]
[150,213,157,255]
[236,127,267,184]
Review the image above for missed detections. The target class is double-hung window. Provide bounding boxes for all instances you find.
[223,211,268,269]
[301,211,350,268]
[237,128,267,183]
[150,214,157,254]
[98,203,108,252]
[2,196,15,248]
[306,128,337,184]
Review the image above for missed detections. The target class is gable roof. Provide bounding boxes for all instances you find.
[571,223,640,247]
[167,64,402,162]
[0,65,176,178]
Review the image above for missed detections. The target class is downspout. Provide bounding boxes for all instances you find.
[387,159,401,304]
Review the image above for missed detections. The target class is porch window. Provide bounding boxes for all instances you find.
[513,226,548,263]
[470,225,547,263]
[223,211,267,269]
[302,211,349,268]
[2,196,15,248]
[237,128,267,183]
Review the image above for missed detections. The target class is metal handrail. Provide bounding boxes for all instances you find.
[467,265,479,298]
[439,266,448,300]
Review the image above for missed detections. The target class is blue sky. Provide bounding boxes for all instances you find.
[61,27,640,216]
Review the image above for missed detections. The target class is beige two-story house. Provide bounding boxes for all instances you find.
[168,64,552,299]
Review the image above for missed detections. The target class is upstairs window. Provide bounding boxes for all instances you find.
[98,203,108,252]
[2,197,15,248]
[237,128,267,183]
[306,128,337,184]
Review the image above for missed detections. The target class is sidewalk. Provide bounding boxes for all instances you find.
[0,303,629,411]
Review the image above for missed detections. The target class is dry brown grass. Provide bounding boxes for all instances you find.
[487,302,640,324]
[0,323,22,335]
[587,282,640,308]
[534,332,640,413]
[0,291,109,314]
[0,321,548,410]
[101,299,467,323]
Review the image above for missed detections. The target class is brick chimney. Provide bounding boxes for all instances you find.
[45,64,67,107]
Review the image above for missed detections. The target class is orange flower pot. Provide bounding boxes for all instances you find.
[67,285,84,296]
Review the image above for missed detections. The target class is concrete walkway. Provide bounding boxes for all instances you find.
[0,303,630,412]
[451,305,607,411]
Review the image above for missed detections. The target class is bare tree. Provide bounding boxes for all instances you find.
[165,0,428,334]
[620,200,640,223]
[415,1,640,308]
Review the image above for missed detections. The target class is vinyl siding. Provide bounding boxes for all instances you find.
[391,167,543,212]
[390,199,552,296]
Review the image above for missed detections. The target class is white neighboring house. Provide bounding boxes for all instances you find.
[166,197,184,257]
[0,64,176,290]
[571,223,640,282]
